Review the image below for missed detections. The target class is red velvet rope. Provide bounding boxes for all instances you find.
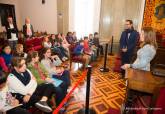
[53,70,88,114]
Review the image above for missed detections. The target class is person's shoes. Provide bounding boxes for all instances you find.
[35,101,52,113]
[62,57,68,61]
[64,57,69,61]
[59,107,66,114]
[67,87,72,93]
[63,102,69,108]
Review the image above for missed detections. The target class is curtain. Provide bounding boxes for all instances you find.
[69,0,101,39]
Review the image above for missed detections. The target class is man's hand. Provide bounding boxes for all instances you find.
[121,64,130,70]
[122,48,127,52]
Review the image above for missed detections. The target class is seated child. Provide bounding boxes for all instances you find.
[73,40,91,68]
[13,44,27,59]
[84,37,97,61]
[27,51,67,106]
[0,45,13,70]
[40,48,71,90]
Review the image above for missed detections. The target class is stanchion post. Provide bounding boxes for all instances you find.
[77,66,96,114]
[85,66,92,114]
[100,43,109,72]
[109,36,114,55]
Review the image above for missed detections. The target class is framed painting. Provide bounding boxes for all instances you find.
[143,0,165,34]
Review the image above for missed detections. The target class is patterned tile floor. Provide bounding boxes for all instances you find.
[65,55,126,114]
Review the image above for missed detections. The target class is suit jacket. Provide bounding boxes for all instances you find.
[5,22,18,39]
[23,24,34,38]
[120,29,139,53]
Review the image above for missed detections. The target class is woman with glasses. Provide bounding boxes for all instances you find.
[7,57,56,113]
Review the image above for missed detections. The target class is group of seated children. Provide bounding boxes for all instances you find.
[42,34,69,62]
[72,32,103,68]
[0,44,71,113]
[40,31,103,69]
[0,31,103,113]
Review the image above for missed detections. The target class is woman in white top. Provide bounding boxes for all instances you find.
[40,48,71,89]
[122,27,157,71]
[7,57,55,113]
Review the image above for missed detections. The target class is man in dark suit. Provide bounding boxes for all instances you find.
[5,17,18,50]
[23,18,34,38]
[120,20,139,77]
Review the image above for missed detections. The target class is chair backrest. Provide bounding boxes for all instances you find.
[69,43,77,57]
[151,48,165,66]
[25,37,44,52]
[152,86,165,114]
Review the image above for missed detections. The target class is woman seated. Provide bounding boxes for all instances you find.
[121,27,158,111]
[73,40,91,69]
[0,74,31,114]
[7,57,56,113]
[0,45,13,70]
[26,51,67,106]
[13,44,27,59]
[40,48,71,90]
[121,27,157,71]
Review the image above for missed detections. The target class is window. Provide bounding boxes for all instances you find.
[69,0,101,39]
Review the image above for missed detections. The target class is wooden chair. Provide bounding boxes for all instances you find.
[151,48,165,67]
[124,68,165,113]
[134,84,165,114]
[25,37,43,52]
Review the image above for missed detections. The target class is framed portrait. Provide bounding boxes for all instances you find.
[155,3,165,20]
[152,0,165,31]
[143,0,165,33]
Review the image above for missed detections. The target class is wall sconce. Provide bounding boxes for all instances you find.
[58,13,63,19]
[42,0,45,4]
